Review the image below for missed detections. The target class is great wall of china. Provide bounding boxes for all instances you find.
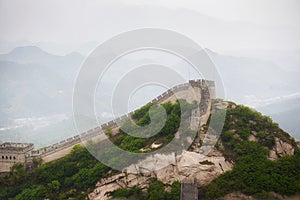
[0,79,215,172]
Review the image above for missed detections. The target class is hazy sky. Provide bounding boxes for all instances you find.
[0,0,299,53]
[1,0,300,143]
[124,0,300,29]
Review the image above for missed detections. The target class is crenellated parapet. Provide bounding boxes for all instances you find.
[0,143,34,172]
[0,79,215,171]
[0,143,34,154]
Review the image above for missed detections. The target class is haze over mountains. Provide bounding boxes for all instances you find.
[0,45,299,147]
[0,46,83,146]
[207,50,300,139]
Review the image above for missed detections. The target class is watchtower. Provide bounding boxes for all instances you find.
[0,143,34,172]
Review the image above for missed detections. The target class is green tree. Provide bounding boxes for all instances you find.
[168,181,180,200]
[32,157,43,168]
[104,128,113,137]
[9,163,28,185]
[47,180,61,192]
[147,181,166,200]
[14,185,46,200]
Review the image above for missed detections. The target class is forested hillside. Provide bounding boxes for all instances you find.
[0,101,299,200]
[204,103,300,199]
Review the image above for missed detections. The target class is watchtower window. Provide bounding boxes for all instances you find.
[5,156,8,159]
[13,156,16,160]
[1,156,4,159]
[9,156,12,160]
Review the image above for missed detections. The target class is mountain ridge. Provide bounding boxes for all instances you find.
[0,45,84,67]
[1,99,299,200]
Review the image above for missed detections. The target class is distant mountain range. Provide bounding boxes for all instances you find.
[0,45,83,69]
[207,49,300,101]
[207,50,300,140]
[0,45,299,146]
[0,46,84,146]
[0,46,84,118]
[258,98,300,140]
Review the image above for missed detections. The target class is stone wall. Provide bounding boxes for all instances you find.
[37,79,214,162]
[0,79,215,170]
[0,143,34,172]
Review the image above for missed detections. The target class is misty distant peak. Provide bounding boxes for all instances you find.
[10,45,47,54]
[0,45,84,66]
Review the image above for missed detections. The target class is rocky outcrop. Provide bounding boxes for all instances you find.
[89,99,230,200]
[88,148,233,200]
[88,99,299,200]
[88,134,298,199]
[268,137,294,160]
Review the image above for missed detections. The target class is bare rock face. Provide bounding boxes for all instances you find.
[88,172,153,200]
[268,137,294,161]
[88,136,297,199]
[248,134,258,142]
[88,148,233,200]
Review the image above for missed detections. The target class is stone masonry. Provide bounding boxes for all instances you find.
[0,79,215,172]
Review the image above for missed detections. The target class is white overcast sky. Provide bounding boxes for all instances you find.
[0,0,299,53]
[126,0,300,28]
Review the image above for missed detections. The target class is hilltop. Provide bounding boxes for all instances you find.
[204,102,300,199]
[0,99,299,200]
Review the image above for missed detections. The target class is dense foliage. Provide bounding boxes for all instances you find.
[109,100,197,152]
[102,100,197,152]
[1,101,299,200]
[86,100,198,173]
[204,103,300,199]
[0,100,192,199]
[0,145,110,200]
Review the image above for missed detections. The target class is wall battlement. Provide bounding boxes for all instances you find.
[0,143,34,172]
[0,79,215,172]
[0,143,34,153]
